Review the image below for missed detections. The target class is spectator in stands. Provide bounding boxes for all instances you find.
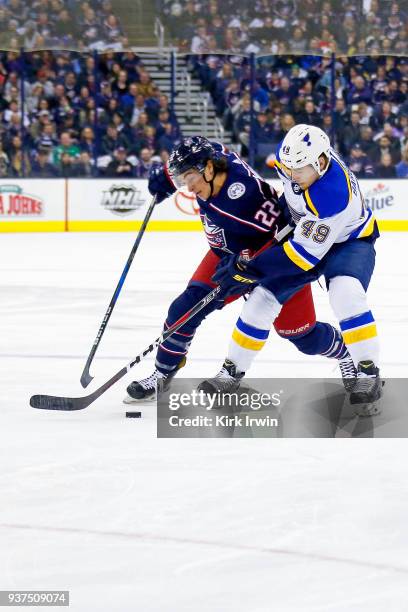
[346,76,372,105]
[31,147,59,177]
[52,131,80,167]
[253,111,276,144]
[234,95,252,152]
[106,146,135,177]
[101,123,129,156]
[371,101,398,130]
[359,125,378,159]
[79,126,97,159]
[340,110,362,155]
[273,75,297,108]
[191,25,210,53]
[135,71,157,99]
[333,98,349,131]
[156,122,180,153]
[135,147,155,178]
[348,143,374,178]
[373,134,401,165]
[376,152,397,178]
[396,146,408,178]
[0,142,10,177]
[75,151,95,177]
[10,148,31,177]
[299,100,321,127]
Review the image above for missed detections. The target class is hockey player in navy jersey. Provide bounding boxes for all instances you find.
[124,136,357,404]
[201,125,381,415]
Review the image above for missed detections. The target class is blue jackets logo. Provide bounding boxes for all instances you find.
[202,215,227,250]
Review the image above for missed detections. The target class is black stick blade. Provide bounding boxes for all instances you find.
[30,394,86,411]
[80,370,93,388]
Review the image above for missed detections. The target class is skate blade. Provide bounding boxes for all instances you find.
[354,400,382,417]
[122,393,155,405]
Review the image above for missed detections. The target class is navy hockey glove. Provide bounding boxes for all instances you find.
[212,254,261,298]
[148,163,176,203]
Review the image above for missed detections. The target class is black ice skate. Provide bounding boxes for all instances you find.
[124,357,186,404]
[338,354,357,392]
[349,360,382,416]
[197,359,245,395]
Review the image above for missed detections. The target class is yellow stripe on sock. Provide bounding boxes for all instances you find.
[342,324,377,345]
[232,329,266,351]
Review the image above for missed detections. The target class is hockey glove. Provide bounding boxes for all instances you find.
[148,163,176,203]
[212,254,261,298]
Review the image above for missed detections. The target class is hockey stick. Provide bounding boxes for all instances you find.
[30,223,293,412]
[80,195,158,388]
[30,286,221,411]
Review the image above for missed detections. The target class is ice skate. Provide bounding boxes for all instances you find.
[124,357,186,403]
[338,354,357,392]
[197,359,245,395]
[349,360,382,416]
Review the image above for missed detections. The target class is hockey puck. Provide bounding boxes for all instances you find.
[126,411,142,418]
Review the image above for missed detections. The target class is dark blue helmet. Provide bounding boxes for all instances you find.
[168,136,224,179]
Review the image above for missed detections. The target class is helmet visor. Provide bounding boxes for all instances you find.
[171,167,205,189]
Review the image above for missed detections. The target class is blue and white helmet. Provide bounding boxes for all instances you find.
[280,124,331,176]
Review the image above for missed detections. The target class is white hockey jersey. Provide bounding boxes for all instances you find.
[274,146,377,271]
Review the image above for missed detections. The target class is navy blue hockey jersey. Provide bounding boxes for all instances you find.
[197,148,283,255]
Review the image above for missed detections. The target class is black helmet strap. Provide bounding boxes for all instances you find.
[202,160,217,198]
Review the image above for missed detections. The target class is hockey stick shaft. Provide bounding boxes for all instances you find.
[31,223,293,411]
[80,195,157,388]
[30,286,222,411]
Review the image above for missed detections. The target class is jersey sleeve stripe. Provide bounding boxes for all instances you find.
[348,208,375,240]
[291,239,320,265]
[283,240,314,271]
[304,189,319,217]
[208,202,270,232]
[336,157,353,204]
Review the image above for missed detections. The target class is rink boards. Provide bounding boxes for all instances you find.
[0,178,406,232]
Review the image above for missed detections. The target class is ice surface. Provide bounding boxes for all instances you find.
[0,231,407,611]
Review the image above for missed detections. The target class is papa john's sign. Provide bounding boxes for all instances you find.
[0,184,44,217]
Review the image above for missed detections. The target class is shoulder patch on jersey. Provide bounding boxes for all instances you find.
[304,161,351,218]
[228,182,246,199]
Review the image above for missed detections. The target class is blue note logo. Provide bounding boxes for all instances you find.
[364,183,394,211]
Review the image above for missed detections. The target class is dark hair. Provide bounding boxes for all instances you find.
[212,157,228,172]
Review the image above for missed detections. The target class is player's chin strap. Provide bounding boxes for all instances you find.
[202,159,219,197]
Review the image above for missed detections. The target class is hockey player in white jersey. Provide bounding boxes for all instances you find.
[201,124,382,416]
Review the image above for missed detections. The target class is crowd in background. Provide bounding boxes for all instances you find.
[0,0,127,51]
[193,54,408,177]
[0,0,406,179]
[163,0,407,57]
[0,50,182,178]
